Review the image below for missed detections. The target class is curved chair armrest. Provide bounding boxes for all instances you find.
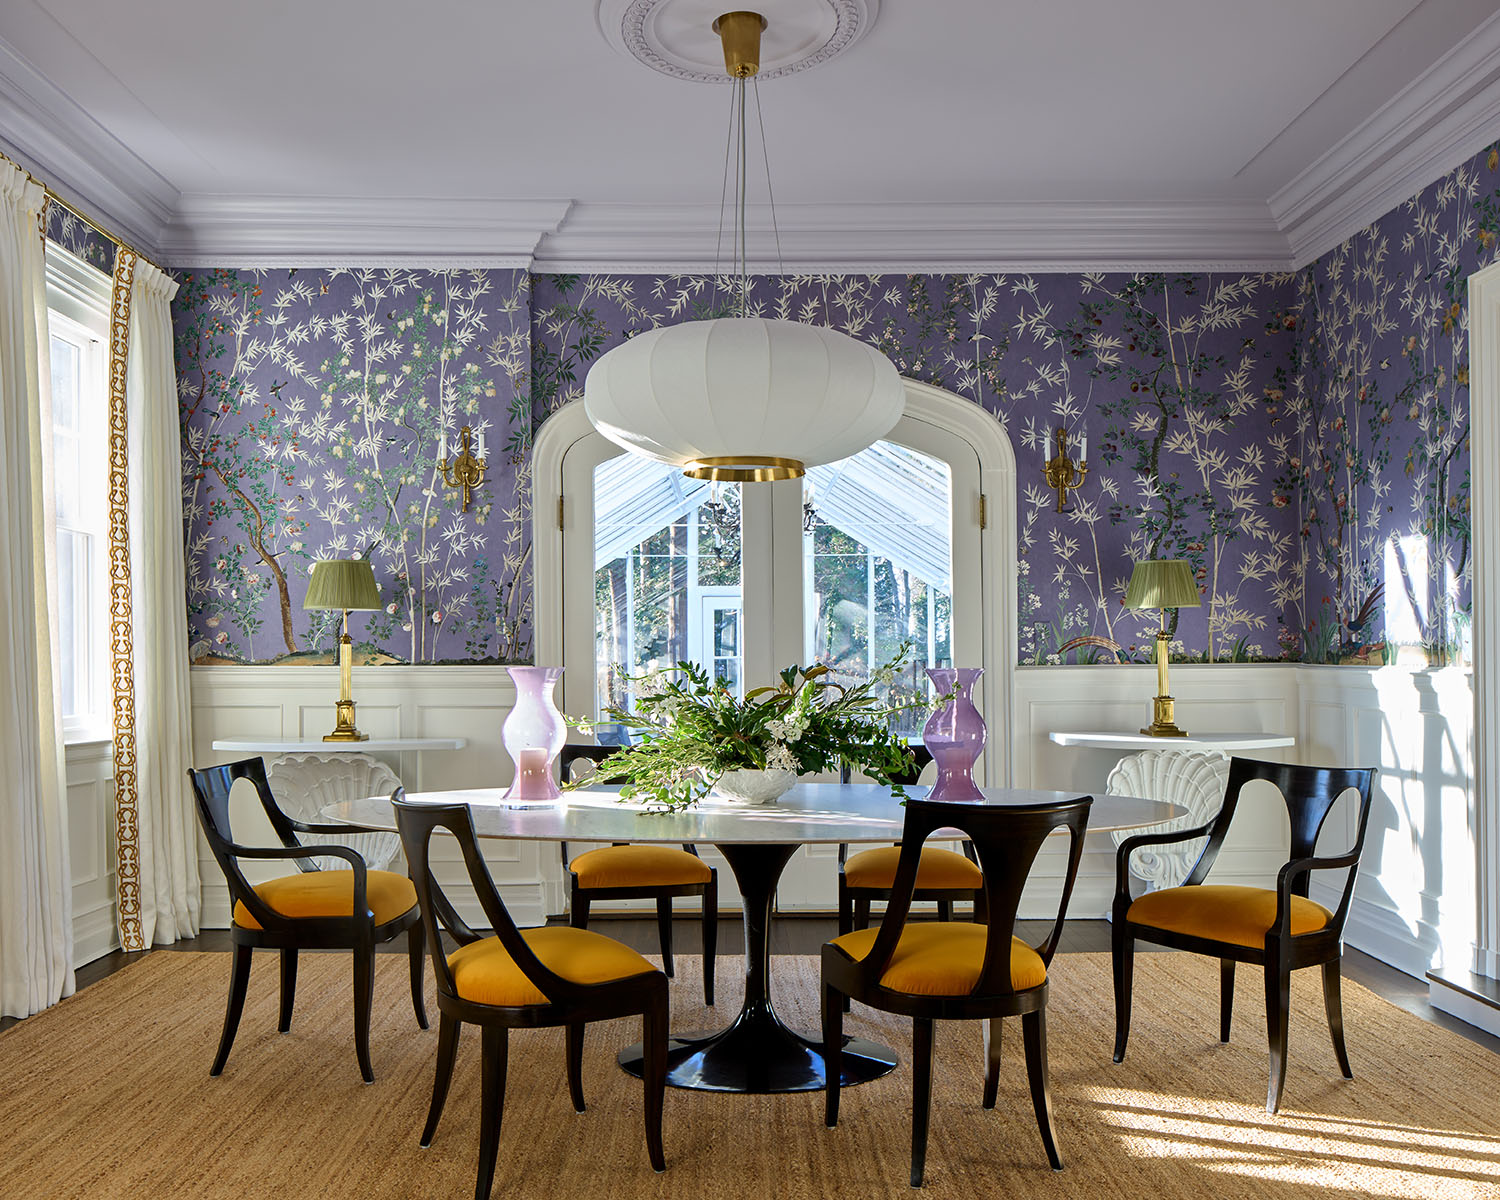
[287,817,378,837]
[1273,851,1362,937]
[223,842,370,922]
[1113,821,1216,901]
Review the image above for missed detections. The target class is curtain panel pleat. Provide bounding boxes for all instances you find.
[0,163,74,1018]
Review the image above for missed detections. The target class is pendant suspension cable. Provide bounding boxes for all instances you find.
[714,80,737,311]
[752,76,785,285]
[736,73,749,315]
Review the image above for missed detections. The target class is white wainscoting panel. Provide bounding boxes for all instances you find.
[65,739,117,967]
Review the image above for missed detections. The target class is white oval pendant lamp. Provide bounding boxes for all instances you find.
[583,9,904,482]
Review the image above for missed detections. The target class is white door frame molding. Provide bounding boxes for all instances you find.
[530,380,1020,783]
[1467,260,1500,979]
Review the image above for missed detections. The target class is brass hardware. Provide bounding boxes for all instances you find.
[1043,426,1089,512]
[713,10,767,77]
[1141,625,1188,737]
[557,495,566,531]
[439,424,488,511]
[0,147,163,273]
[323,613,369,742]
[979,493,988,530]
[682,455,804,482]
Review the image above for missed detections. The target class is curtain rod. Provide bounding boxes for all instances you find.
[0,148,163,274]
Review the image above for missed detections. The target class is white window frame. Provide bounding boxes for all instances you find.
[534,379,1018,784]
[46,244,113,744]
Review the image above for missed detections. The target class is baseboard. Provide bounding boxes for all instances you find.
[1311,885,1438,980]
[71,904,119,968]
[1427,968,1500,1039]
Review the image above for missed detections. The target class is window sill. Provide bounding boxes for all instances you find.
[63,728,113,749]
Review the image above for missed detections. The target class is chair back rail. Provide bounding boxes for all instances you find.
[1182,758,1377,905]
[393,791,617,1007]
[557,741,700,862]
[852,795,1092,998]
[836,743,936,865]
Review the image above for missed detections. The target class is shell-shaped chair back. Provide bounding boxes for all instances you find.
[266,753,403,872]
[1107,750,1229,891]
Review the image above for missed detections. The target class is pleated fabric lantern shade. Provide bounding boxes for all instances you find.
[583,316,905,482]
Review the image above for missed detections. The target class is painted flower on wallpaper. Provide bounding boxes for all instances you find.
[531,270,1302,665]
[175,267,533,665]
[44,202,115,272]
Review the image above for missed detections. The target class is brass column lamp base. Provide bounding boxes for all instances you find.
[1141,626,1189,738]
[323,620,369,742]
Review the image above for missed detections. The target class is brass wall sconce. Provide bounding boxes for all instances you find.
[439,424,488,511]
[1043,426,1088,512]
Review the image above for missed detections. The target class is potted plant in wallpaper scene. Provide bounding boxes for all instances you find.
[176,267,536,665]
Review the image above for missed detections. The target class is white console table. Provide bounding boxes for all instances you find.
[1047,731,1294,753]
[212,737,466,754]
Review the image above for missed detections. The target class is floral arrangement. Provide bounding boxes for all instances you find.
[569,650,927,810]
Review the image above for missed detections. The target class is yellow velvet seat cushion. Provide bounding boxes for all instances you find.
[447,927,656,1007]
[830,922,1046,996]
[232,869,417,930]
[843,845,983,891]
[569,844,711,889]
[1127,884,1334,947]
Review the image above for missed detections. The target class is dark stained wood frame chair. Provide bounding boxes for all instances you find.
[1111,756,1378,1113]
[837,747,987,934]
[393,793,669,1199]
[187,757,426,1084]
[823,793,1094,1187]
[559,743,718,1004]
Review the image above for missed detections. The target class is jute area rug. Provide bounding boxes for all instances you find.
[1,950,1496,1199]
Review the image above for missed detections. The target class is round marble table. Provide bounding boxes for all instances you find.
[325,782,1178,1095]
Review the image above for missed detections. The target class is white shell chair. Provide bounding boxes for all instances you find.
[1106,750,1229,895]
[265,753,403,872]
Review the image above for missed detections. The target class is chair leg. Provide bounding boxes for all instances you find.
[1264,957,1291,1114]
[475,1026,509,1200]
[656,896,675,978]
[570,889,590,930]
[973,887,989,925]
[837,878,853,938]
[1022,1009,1063,1171]
[1219,959,1235,1043]
[1111,923,1134,1063]
[1322,959,1353,1079]
[823,982,843,1128]
[409,925,429,1031]
[422,1014,461,1148]
[210,942,252,1077]
[936,900,953,922]
[701,879,718,1007]
[278,948,297,1033]
[982,1017,1002,1110]
[854,897,872,932]
[353,937,376,1084]
[911,1017,934,1188]
[643,999,668,1173]
[566,1021,587,1113]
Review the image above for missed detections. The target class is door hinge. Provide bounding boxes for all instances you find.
[557,495,565,531]
[978,493,988,530]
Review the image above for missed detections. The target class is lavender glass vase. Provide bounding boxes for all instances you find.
[501,666,565,806]
[922,667,986,802]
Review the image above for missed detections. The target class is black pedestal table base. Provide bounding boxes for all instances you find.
[617,841,898,1093]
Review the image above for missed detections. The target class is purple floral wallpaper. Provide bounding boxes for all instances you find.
[168,139,1500,667]
[1287,140,1500,666]
[45,202,115,272]
[173,267,533,665]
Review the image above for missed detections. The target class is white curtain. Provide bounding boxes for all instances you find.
[0,163,74,1017]
[126,259,199,945]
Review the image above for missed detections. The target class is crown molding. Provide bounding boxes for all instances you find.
[532,200,1295,275]
[157,195,573,267]
[1273,8,1500,268]
[0,34,175,259]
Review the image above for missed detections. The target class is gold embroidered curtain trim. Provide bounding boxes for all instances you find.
[107,248,142,952]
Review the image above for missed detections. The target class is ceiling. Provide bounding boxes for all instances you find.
[2,0,1500,270]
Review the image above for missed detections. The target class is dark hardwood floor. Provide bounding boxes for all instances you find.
[6,914,1498,1055]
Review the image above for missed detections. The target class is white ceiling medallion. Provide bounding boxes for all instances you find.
[597,0,878,83]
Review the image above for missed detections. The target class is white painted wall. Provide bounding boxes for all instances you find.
[64,739,117,968]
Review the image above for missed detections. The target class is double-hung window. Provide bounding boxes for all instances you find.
[46,244,112,741]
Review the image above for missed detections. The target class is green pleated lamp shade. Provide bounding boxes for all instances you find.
[1123,559,1201,611]
[303,558,381,611]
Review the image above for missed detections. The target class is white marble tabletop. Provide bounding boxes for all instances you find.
[323,781,1180,845]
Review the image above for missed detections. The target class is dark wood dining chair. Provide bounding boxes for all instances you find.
[837,746,987,934]
[187,757,426,1084]
[560,743,718,1004]
[393,792,669,1199]
[823,792,1093,1187]
[1111,756,1378,1113]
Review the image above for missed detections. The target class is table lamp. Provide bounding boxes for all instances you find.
[1123,558,1201,737]
[303,558,382,741]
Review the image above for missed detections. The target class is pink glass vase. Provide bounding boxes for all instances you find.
[502,666,565,806]
[922,667,986,802]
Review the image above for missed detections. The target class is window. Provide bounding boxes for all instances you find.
[46,245,112,740]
